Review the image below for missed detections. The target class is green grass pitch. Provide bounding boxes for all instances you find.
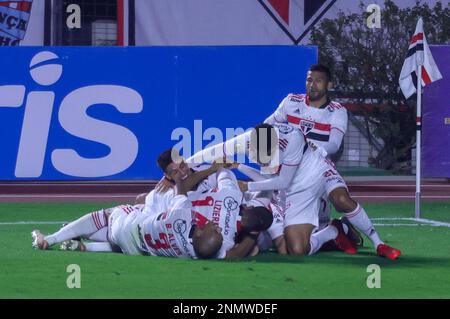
[0,202,449,299]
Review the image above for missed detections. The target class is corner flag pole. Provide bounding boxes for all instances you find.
[415,65,422,219]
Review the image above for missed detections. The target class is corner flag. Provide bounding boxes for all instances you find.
[399,18,442,99]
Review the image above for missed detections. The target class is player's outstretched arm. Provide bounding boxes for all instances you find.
[247,164,298,192]
[176,161,225,195]
[185,132,250,167]
[237,164,269,181]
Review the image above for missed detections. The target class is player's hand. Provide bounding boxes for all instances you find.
[238,181,248,192]
[211,157,235,171]
[155,176,174,193]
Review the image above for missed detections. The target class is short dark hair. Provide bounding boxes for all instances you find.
[157,149,174,173]
[309,64,332,81]
[243,206,274,233]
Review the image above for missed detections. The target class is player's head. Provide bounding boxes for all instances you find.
[192,221,223,259]
[306,64,333,102]
[249,123,278,166]
[157,148,192,184]
[239,205,273,233]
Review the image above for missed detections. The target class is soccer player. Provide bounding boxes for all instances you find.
[264,64,356,241]
[32,200,224,259]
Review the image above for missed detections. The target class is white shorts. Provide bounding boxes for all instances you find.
[108,205,143,256]
[284,161,347,228]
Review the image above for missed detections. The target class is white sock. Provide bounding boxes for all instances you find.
[308,225,338,256]
[84,242,114,252]
[344,204,383,248]
[45,210,108,246]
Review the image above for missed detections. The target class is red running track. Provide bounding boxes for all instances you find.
[0,179,449,204]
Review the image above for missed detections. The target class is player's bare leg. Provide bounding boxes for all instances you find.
[284,224,315,256]
[329,187,401,260]
[273,235,288,254]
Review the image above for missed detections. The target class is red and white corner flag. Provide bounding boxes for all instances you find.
[399,18,442,99]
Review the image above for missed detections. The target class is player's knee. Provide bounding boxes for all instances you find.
[274,236,287,255]
[331,192,354,212]
[287,241,308,256]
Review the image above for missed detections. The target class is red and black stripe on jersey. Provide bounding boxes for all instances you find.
[286,114,331,142]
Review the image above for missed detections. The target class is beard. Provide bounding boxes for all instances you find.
[307,90,327,101]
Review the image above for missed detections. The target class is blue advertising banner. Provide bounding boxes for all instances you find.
[0,46,317,180]
[423,45,450,178]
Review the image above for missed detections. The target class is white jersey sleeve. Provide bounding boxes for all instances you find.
[264,95,289,124]
[280,131,304,166]
[217,168,240,192]
[330,106,348,134]
[169,194,192,212]
[143,189,174,216]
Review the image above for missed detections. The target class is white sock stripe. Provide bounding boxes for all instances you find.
[103,211,108,226]
[345,205,362,219]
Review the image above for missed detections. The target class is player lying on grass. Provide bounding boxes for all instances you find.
[32,164,273,259]
[185,123,401,260]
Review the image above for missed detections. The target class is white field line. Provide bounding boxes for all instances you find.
[371,217,450,228]
[0,221,67,225]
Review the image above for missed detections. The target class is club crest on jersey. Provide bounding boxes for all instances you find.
[277,124,293,134]
[223,197,239,211]
[300,119,314,135]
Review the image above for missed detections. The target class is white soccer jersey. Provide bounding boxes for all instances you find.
[267,93,348,149]
[137,195,199,258]
[188,188,243,259]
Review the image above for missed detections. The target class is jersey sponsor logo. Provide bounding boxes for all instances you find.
[223,196,239,211]
[223,196,238,236]
[173,219,194,258]
[290,97,302,103]
[173,219,187,234]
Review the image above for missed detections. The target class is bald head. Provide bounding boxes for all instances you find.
[192,222,223,259]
